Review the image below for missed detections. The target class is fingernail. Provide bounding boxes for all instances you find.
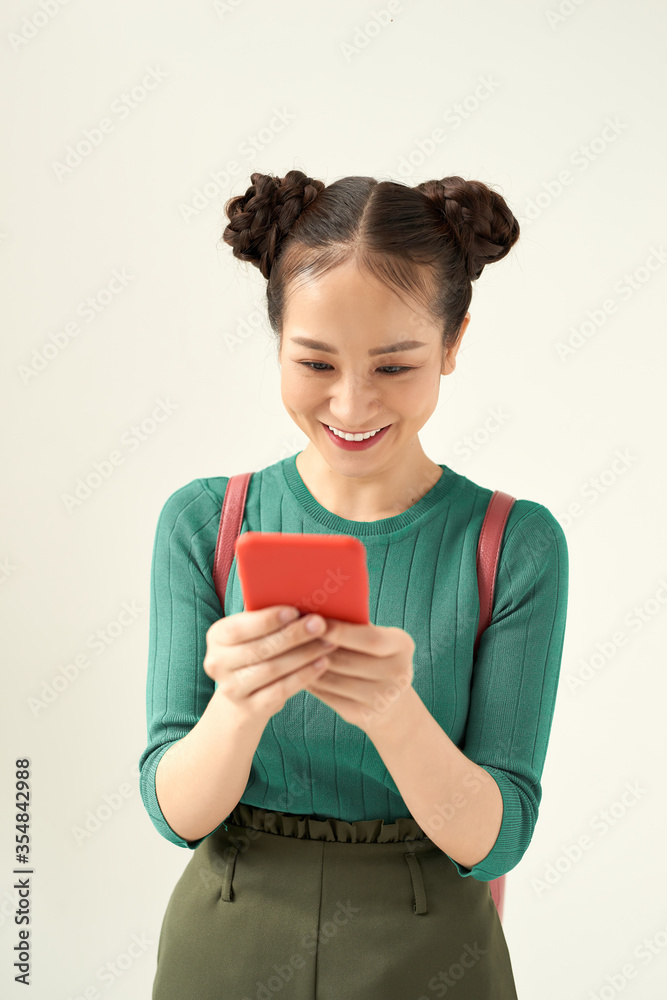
[280,607,299,623]
[305,615,323,633]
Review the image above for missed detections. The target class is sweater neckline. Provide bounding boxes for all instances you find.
[280,452,458,536]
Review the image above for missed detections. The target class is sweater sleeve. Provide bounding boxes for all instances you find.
[449,502,569,881]
[138,478,228,849]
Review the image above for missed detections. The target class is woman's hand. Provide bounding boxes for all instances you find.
[203,606,335,725]
[303,618,416,734]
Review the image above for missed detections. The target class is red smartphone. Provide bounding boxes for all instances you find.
[234,531,370,624]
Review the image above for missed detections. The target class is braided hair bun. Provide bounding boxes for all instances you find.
[222,170,325,280]
[417,176,520,280]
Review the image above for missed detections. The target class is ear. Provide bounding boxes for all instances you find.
[441,312,471,376]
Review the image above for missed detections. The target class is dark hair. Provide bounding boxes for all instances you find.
[221,170,520,351]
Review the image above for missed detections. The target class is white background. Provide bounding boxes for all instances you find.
[2,0,666,997]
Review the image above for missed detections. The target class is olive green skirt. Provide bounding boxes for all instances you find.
[151,802,518,999]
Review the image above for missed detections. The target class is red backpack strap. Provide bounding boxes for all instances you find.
[212,472,253,614]
[474,489,516,660]
[473,488,515,926]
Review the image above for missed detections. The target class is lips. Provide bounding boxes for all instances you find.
[320,421,392,451]
[325,423,387,436]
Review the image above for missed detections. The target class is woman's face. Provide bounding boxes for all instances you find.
[278,259,469,469]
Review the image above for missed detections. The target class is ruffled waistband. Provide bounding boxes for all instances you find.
[223,801,429,844]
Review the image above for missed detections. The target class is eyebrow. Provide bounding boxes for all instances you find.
[289,336,428,356]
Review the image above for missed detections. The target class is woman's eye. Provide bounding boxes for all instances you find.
[299,362,412,375]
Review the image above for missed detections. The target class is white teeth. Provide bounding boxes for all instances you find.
[328,425,384,441]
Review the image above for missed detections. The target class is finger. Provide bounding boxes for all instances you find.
[208,604,300,649]
[317,621,410,657]
[241,612,331,669]
[215,633,332,699]
[245,650,332,707]
[245,632,331,685]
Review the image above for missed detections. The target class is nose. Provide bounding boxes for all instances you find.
[326,373,382,430]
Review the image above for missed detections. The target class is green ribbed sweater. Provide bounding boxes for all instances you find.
[138,452,568,882]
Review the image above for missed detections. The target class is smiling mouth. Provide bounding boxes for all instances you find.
[321,421,390,436]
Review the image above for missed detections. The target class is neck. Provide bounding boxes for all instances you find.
[295,441,442,522]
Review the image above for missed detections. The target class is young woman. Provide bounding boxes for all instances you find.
[139,170,569,999]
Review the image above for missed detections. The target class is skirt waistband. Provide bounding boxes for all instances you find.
[223,801,430,844]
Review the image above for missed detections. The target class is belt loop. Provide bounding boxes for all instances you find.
[220,842,240,902]
[404,851,428,915]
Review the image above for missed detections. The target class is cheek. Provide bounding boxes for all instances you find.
[393,375,435,412]
[281,371,323,408]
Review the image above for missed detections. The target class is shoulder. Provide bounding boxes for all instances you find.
[496,501,569,612]
[445,465,568,561]
[154,460,278,531]
[153,476,231,533]
[502,500,568,564]
[448,468,570,621]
